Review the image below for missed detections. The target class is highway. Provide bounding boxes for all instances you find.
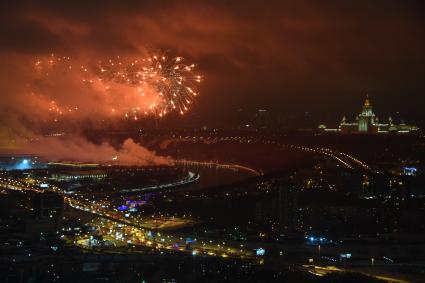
[302,264,411,283]
[166,135,372,172]
[0,169,258,261]
[73,217,255,260]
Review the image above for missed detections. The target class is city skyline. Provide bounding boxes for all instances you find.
[318,96,419,134]
[0,1,425,127]
[1,1,425,283]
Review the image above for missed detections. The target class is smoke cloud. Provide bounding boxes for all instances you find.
[22,137,171,166]
[0,55,172,165]
[1,0,425,142]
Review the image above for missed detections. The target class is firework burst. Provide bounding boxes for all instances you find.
[96,54,202,117]
[146,55,201,116]
[32,53,202,121]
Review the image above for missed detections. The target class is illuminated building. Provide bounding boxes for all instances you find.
[48,161,100,168]
[52,170,107,181]
[318,97,419,134]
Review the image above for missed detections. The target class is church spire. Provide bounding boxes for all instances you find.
[364,94,371,108]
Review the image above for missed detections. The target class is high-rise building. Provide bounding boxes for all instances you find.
[357,97,375,132]
[278,182,298,235]
[318,97,419,134]
[29,192,64,233]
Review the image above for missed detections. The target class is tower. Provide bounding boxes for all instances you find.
[278,182,298,235]
[358,96,375,132]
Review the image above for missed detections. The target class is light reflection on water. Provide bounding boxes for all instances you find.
[176,163,255,192]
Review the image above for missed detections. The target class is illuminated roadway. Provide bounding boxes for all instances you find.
[174,159,261,176]
[119,170,200,193]
[0,136,373,263]
[0,167,258,261]
[302,264,411,283]
[0,164,414,281]
[166,135,372,172]
[74,217,255,260]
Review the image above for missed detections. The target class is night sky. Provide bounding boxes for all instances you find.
[1,0,425,126]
